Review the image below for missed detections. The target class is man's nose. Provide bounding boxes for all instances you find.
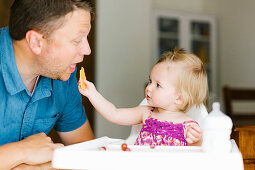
[80,38,91,55]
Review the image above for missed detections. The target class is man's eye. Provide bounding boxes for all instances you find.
[74,40,81,45]
[156,83,161,88]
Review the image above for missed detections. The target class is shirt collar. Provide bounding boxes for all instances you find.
[1,27,26,95]
[31,76,52,102]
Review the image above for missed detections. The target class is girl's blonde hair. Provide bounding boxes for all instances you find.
[157,48,208,112]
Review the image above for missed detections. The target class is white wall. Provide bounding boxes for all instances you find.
[203,0,255,88]
[153,0,206,13]
[95,0,152,138]
[203,0,255,112]
[95,0,210,139]
[95,0,255,139]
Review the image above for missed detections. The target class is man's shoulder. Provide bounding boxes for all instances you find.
[0,27,11,83]
[0,27,12,59]
[0,27,9,39]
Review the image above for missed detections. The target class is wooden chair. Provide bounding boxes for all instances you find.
[223,86,255,127]
[233,125,255,170]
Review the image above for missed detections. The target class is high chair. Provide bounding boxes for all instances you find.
[125,98,208,144]
[52,98,244,170]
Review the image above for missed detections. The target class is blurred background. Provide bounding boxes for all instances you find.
[1,0,255,139]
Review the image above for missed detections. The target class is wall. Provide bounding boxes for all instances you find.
[203,0,255,112]
[95,0,210,139]
[95,0,255,138]
[153,0,206,13]
[203,0,255,88]
[0,0,14,27]
[95,0,153,138]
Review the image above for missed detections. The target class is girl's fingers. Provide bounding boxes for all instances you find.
[186,138,193,144]
[186,126,202,143]
[190,125,201,133]
[187,124,201,136]
[186,131,197,142]
[188,127,200,138]
[83,79,91,85]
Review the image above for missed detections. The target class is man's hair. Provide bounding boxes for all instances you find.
[156,48,208,112]
[9,0,94,40]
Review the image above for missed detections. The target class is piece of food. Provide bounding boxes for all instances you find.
[80,67,86,90]
[98,146,106,151]
[125,148,131,151]
[121,143,127,150]
[150,145,155,149]
[121,143,130,151]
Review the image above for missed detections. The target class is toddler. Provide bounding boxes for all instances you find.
[79,48,208,146]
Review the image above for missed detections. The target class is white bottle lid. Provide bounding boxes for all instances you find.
[202,102,233,130]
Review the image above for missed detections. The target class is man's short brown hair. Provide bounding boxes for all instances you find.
[9,0,94,40]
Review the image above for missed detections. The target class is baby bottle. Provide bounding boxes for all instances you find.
[202,102,233,152]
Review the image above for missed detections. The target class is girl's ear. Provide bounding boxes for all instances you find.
[25,30,44,55]
[175,94,183,105]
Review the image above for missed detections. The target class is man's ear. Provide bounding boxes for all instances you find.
[25,30,43,55]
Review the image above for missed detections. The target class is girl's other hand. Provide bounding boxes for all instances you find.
[186,124,202,145]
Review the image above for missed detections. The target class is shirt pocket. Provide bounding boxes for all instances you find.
[32,112,60,135]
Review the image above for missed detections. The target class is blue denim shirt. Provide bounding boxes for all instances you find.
[0,27,87,145]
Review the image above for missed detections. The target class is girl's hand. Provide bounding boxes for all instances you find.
[78,79,97,97]
[186,124,202,145]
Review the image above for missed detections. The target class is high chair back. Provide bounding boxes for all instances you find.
[125,98,208,144]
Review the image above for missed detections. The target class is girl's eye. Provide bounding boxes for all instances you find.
[156,83,161,88]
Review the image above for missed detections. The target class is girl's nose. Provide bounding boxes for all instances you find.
[145,83,151,92]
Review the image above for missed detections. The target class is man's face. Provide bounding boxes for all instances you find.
[38,9,91,81]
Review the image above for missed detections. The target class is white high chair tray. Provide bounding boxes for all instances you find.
[52,136,243,170]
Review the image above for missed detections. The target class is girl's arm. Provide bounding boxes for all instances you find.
[78,79,148,125]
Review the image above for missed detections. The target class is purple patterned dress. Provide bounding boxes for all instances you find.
[134,109,198,146]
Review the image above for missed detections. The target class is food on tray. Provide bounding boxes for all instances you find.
[98,146,106,151]
[79,67,86,90]
[125,148,131,151]
[150,145,156,149]
[121,143,131,151]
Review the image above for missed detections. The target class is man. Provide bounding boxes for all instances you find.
[0,0,95,169]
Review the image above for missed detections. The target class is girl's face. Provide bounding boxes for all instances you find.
[145,62,181,111]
